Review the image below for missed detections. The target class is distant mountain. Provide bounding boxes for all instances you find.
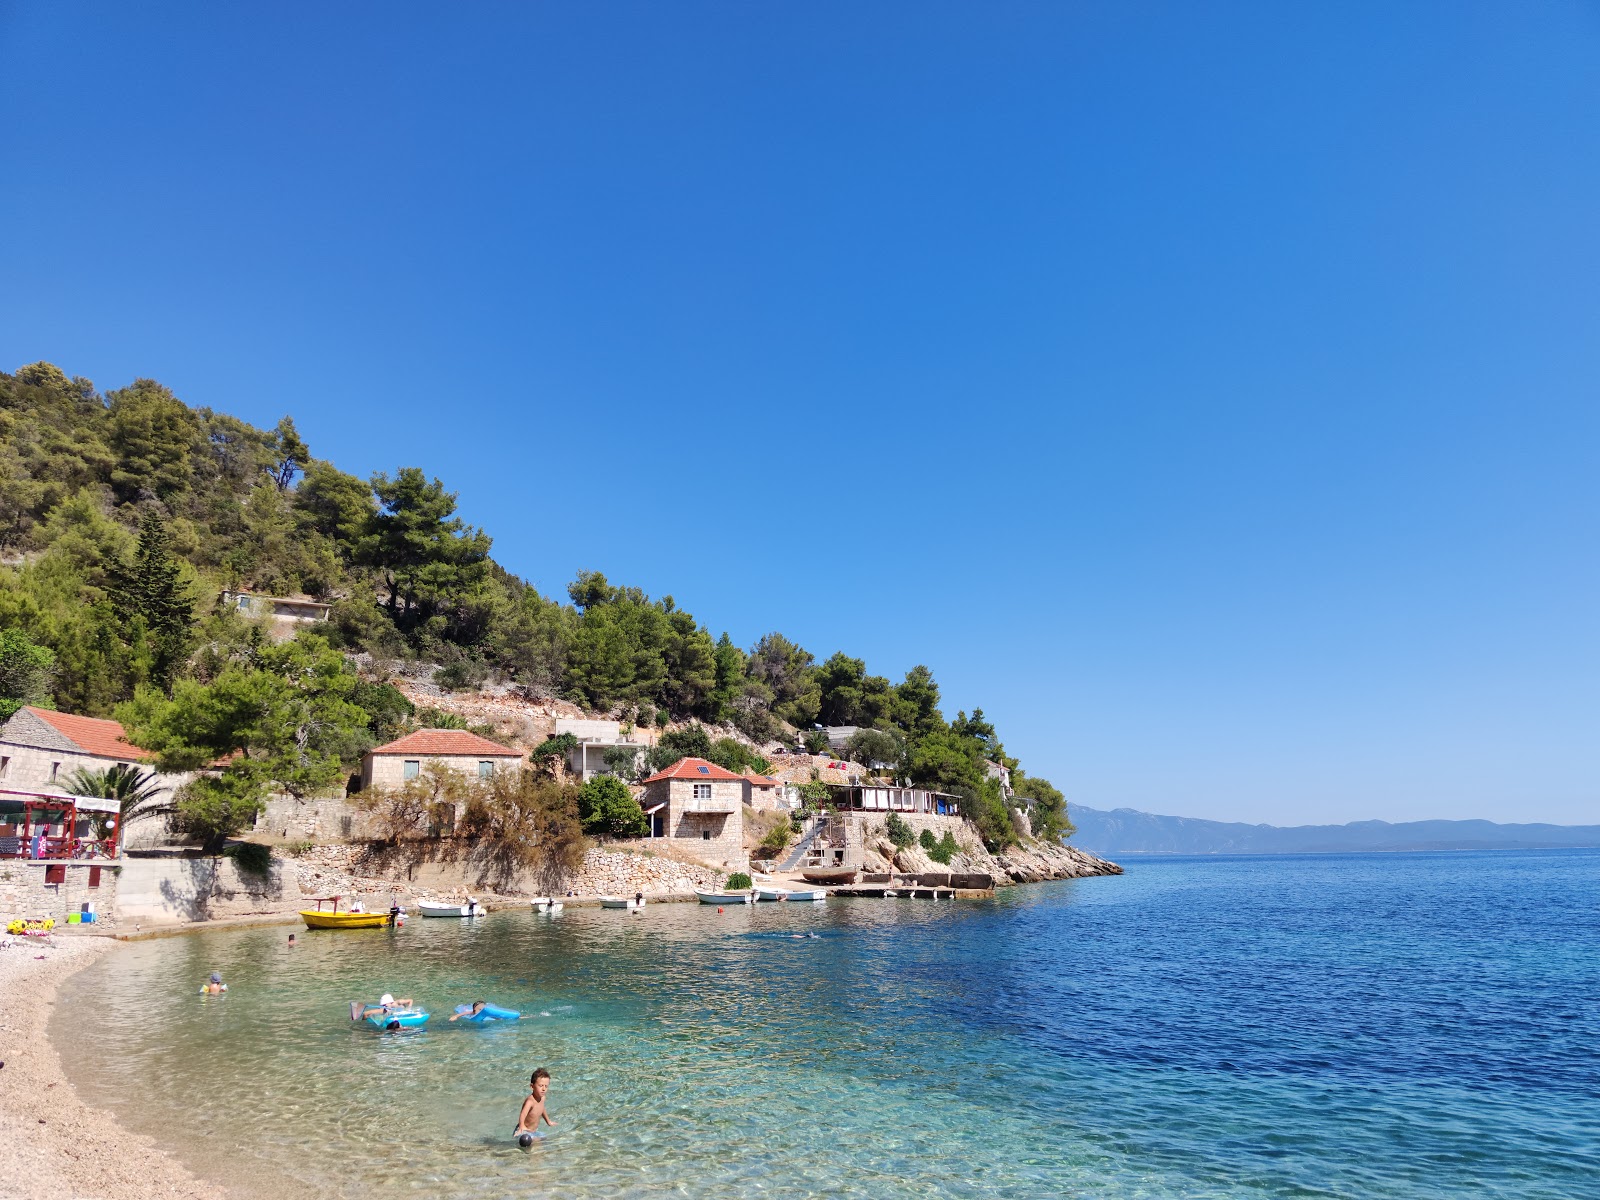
[1069,805,1600,856]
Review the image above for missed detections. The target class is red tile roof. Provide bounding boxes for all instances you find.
[368,730,523,757]
[743,772,780,787]
[23,707,151,761]
[642,756,744,784]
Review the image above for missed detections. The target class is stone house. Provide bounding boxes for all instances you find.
[0,706,188,851]
[360,729,525,791]
[741,771,786,810]
[638,757,748,871]
[554,717,650,782]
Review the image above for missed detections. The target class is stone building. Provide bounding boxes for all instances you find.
[741,771,787,810]
[360,729,525,791]
[638,757,748,871]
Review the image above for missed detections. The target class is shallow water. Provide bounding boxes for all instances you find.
[59,851,1600,1198]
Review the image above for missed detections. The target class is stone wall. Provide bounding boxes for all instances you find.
[0,860,120,928]
[254,793,377,842]
[114,853,295,926]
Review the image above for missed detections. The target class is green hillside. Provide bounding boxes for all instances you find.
[0,361,1068,848]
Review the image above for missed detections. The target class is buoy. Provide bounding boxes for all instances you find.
[717,907,724,913]
[518,1132,535,1148]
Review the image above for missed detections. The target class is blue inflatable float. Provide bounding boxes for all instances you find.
[454,1002,520,1022]
[351,1000,430,1030]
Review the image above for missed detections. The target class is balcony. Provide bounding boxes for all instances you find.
[680,796,739,815]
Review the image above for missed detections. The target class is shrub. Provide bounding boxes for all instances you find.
[433,658,489,692]
[884,811,915,850]
[929,831,958,865]
[725,872,752,891]
[577,775,648,838]
[802,729,830,754]
[285,840,315,856]
[919,828,937,851]
[415,707,468,730]
[754,822,791,860]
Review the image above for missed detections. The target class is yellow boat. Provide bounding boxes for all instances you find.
[300,896,391,930]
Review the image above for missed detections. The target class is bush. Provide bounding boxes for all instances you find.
[433,658,489,692]
[285,840,314,856]
[929,831,958,865]
[884,811,915,850]
[415,706,468,730]
[577,775,647,838]
[725,872,752,891]
[802,729,830,754]
[754,822,790,860]
[225,841,273,875]
[919,828,937,851]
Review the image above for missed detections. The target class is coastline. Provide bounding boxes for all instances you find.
[0,934,223,1200]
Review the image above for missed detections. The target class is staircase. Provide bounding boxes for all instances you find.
[778,819,824,871]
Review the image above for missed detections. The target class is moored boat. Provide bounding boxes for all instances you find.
[530,896,554,910]
[599,896,644,909]
[800,868,858,885]
[301,896,390,930]
[695,889,752,904]
[418,900,485,918]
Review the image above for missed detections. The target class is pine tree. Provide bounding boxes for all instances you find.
[108,512,195,693]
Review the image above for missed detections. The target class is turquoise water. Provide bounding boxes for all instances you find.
[59,851,1600,1199]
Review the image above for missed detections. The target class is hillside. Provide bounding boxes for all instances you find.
[1071,805,1600,857]
[0,360,1066,851]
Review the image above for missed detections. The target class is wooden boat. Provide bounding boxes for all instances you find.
[695,889,752,905]
[755,886,827,902]
[599,896,644,910]
[418,900,485,918]
[301,896,390,930]
[800,868,858,885]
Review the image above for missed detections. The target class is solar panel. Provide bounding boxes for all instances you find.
[697,765,710,774]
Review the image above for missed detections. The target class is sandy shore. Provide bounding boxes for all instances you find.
[0,933,223,1200]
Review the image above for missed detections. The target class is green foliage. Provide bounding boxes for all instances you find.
[0,627,55,720]
[884,811,916,850]
[363,467,492,639]
[433,657,489,692]
[351,681,414,742]
[1014,772,1072,841]
[414,706,468,730]
[224,841,274,875]
[647,723,713,773]
[928,830,958,864]
[797,780,833,811]
[817,652,893,727]
[844,727,902,770]
[107,512,195,693]
[64,763,169,835]
[755,821,791,859]
[802,729,831,754]
[601,744,642,781]
[530,732,577,774]
[724,872,752,891]
[920,827,937,851]
[960,777,1017,852]
[707,737,771,776]
[172,773,264,852]
[747,633,819,728]
[576,774,647,838]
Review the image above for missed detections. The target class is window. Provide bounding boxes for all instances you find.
[88,867,102,888]
[478,761,494,778]
[692,783,711,801]
[0,755,8,778]
[45,865,65,884]
[702,830,711,840]
[402,760,420,780]
[50,761,60,782]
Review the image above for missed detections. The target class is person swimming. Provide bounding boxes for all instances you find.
[200,972,227,994]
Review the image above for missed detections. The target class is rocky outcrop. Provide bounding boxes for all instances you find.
[860,829,1121,886]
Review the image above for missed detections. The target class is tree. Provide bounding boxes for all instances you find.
[601,744,642,781]
[530,732,577,776]
[362,468,492,633]
[267,417,310,490]
[884,811,915,849]
[350,680,414,743]
[708,632,744,723]
[844,727,902,771]
[890,665,946,739]
[646,724,713,773]
[1014,772,1072,841]
[576,774,647,838]
[105,379,201,503]
[106,512,195,693]
[707,737,771,776]
[817,652,892,727]
[0,628,55,720]
[294,461,376,554]
[746,633,819,728]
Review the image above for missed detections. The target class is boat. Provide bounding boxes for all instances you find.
[755,886,827,902]
[800,868,858,885]
[599,896,645,910]
[301,896,390,930]
[546,902,564,913]
[695,889,752,905]
[418,900,485,918]
[530,897,554,910]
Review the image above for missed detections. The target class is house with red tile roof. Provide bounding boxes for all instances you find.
[0,706,189,852]
[740,771,787,811]
[360,729,524,791]
[638,757,748,871]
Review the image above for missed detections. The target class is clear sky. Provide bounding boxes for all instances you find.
[3,2,1597,826]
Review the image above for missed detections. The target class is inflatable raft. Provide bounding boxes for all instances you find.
[454,1003,520,1022]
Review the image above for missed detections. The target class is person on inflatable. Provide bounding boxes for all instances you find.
[358,992,412,1020]
[200,972,227,995]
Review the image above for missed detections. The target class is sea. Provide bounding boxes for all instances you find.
[57,850,1600,1199]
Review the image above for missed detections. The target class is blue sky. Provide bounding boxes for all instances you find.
[3,2,1597,825]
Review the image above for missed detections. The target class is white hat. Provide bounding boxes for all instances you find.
[380,993,394,1006]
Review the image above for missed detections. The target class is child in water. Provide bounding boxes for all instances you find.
[200,972,227,994]
[515,1068,556,1145]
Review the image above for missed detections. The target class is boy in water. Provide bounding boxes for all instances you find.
[514,1068,556,1142]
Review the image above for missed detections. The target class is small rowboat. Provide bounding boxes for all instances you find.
[530,897,555,910]
[800,868,858,885]
[695,889,752,905]
[418,901,486,918]
[599,896,645,910]
[755,886,827,902]
[301,897,390,930]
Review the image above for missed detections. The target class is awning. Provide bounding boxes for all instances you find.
[0,787,119,814]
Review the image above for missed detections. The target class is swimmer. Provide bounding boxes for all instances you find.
[450,1000,488,1022]
[200,972,227,994]
[287,933,297,948]
[514,1067,556,1144]
[358,992,413,1020]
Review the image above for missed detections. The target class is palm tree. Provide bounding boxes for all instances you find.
[65,763,171,841]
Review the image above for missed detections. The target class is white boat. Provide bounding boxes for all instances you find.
[755,886,827,902]
[530,897,554,910]
[599,896,646,910]
[417,900,486,918]
[546,901,564,913]
[695,890,752,905]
